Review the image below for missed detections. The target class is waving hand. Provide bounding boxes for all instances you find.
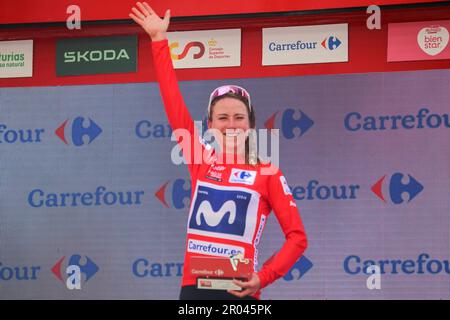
[129,2,170,41]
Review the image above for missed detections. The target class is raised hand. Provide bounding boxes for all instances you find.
[129,2,170,41]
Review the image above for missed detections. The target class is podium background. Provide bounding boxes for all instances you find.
[1,68,449,299]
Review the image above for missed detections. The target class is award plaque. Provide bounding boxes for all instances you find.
[190,253,253,290]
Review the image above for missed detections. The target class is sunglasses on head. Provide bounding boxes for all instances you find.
[207,85,252,116]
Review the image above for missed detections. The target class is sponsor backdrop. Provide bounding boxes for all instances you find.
[1,67,449,299]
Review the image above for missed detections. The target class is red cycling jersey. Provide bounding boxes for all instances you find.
[151,39,307,298]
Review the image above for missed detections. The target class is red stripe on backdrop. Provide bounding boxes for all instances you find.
[0,0,447,24]
[1,6,450,88]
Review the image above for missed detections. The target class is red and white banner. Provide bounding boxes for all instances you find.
[388,20,450,62]
[0,40,33,78]
[1,0,447,25]
[167,29,241,69]
[262,24,348,66]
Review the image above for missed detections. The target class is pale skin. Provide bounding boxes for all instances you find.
[130,2,261,298]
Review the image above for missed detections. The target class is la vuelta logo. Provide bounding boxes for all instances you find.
[417,25,449,56]
[51,254,99,290]
[169,41,205,60]
[371,172,424,204]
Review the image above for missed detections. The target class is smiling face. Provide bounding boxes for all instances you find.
[208,95,253,156]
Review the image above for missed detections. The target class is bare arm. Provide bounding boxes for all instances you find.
[129,2,170,41]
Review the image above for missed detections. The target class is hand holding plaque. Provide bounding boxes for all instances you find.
[190,253,253,290]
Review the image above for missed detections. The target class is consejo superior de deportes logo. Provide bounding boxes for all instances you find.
[51,254,99,290]
[55,116,102,146]
[371,172,424,204]
[169,41,205,60]
[265,108,314,139]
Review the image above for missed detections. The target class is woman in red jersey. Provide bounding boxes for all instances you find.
[130,2,307,300]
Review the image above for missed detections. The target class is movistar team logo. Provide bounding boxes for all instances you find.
[321,36,342,50]
[371,172,424,204]
[265,108,314,139]
[55,116,102,146]
[196,200,237,227]
[189,185,251,237]
[51,254,99,290]
[169,41,205,60]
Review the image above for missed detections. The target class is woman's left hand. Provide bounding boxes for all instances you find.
[227,273,261,298]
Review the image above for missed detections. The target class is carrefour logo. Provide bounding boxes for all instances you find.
[371,172,423,204]
[268,40,318,52]
[283,256,313,281]
[264,108,314,139]
[0,124,45,144]
[51,255,99,290]
[155,179,191,209]
[236,171,251,180]
[229,169,256,185]
[132,259,184,278]
[289,180,360,201]
[344,108,450,132]
[170,41,205,60]
[55,116,102,146]
[135,120,173,139]
[321,36,342,50]
[28,186,145,208]
[344,253,450,275]
[0,262,41,281]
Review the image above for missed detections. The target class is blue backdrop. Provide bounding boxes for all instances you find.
[1,68,449,299]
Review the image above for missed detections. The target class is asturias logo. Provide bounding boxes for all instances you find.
[371,172,424,204]
[283,256,313,281]
[170,41,205,60]
[51,254,99,290]
[55,116,102,146]
[155,179,191,209]
[321,36,342,50]
[265,108,314,139]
